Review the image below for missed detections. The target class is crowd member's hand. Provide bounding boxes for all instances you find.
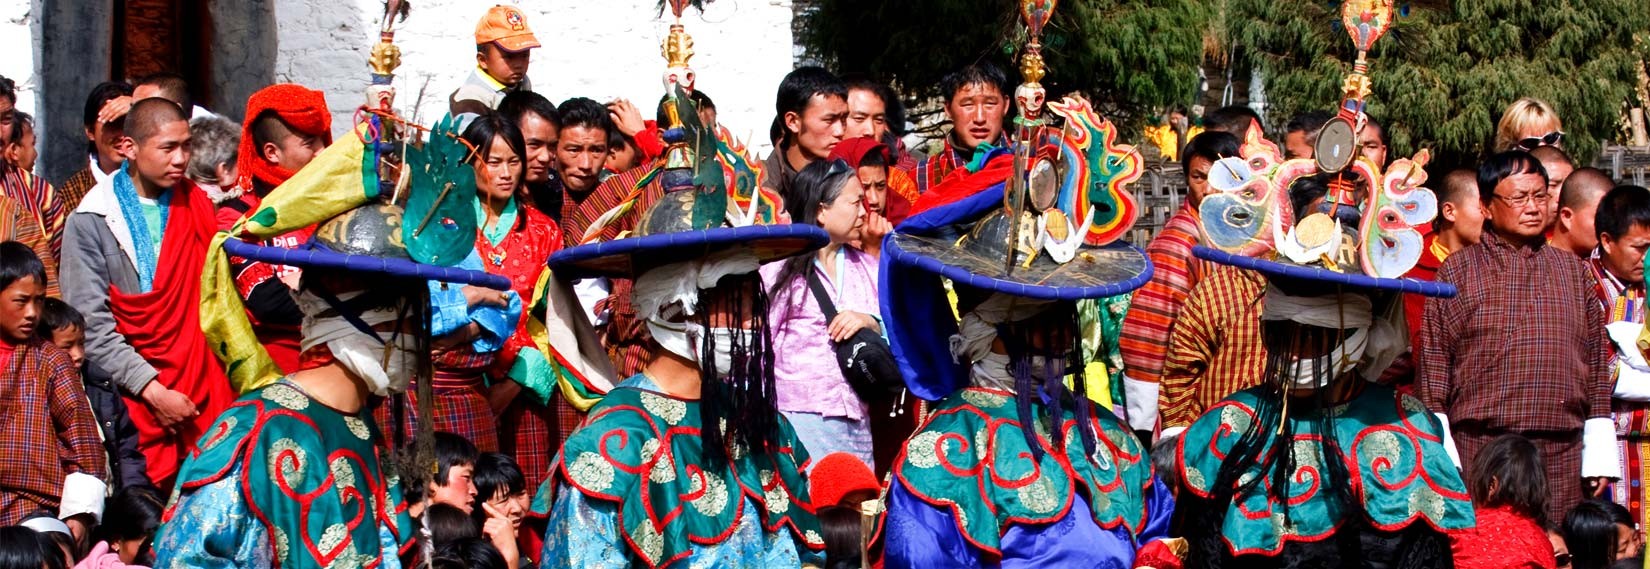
[1586,476,1611,498]
[97,96,134,126]
[864,212,893,242]
[828,311,880,342]
[463,286,510,309]
[433,322,483,353]
[607,99,646,137]
[63,515,91,548]
[487,379,522,415]
[481,502,521,569]
[141,382,198,430]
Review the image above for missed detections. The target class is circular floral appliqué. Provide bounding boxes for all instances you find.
[268,438,307,487]
[691,472,730,516]
[569,452,616,493]
[344,417,371,441]
[639,392,687,425]
[906,431,943,469]
[331,457,358,492]
[263,384,310,411]
[962,390,1009,409]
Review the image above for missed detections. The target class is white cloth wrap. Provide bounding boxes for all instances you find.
[1124,374,1162,432]
[56,472,107,523]
[632,247,761,364]
[1433,413,1462,468]
[297,290,417,396]
[20,515,72,536]
[1607,321,1650,401]
[1259,285,1405,384]
[1583,416,1622,479]
[947,293,1055,366]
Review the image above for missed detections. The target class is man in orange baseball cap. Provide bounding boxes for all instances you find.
[452,4,540,115]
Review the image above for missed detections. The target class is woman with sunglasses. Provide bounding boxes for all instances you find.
[763,158,882,469]
[1496,97,1566,152]
[1450,434,1563,569]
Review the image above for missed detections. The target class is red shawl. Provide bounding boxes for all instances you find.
[111,182,234,488]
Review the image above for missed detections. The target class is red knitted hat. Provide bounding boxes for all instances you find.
[238,84,332,190]
[810,452,880,510]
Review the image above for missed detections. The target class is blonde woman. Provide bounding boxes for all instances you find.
[1496,97,1566,151]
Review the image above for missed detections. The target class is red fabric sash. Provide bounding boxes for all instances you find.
[910,154,1015,216]
[110,182,234,488]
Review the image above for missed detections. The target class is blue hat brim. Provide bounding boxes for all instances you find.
[222,238,512,291]
[547,224,831,280]
[1192,245,1458,298]
[880,174,1154,401]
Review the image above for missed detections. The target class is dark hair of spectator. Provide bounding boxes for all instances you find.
[0,75,14,104]
[1566,500,1627,569]
[769,66,847,146]
[841,74,910,138]
[498,91,560,131]
[1466,434,1549,524]
[461,112,528,170]
[82,81,134,130]
[1151,433,1183,495]
[430,537,506,569]
[1595,185,1650,241]
[0,241,47,292]
[1285,111,1334,136]
[135,72,192,114]
[124,98,187,144]
[818,505,863,569]
[1180,131,1241,173]
[1362,116,1390,147]
[6,111,31,147]
[435,431,479,485]
[19,512,77,564]
[938,63,1010,106]
[1477,151,1549,204]
[1203,105,1262,139]
[98,485,165,545]
[471,453,526,505]
[424,503,480,545]
[692,90,716,112]
[1288,175,1332,221]
[37,298,84,341]
[0,526,64,569]
[556,97,616,136]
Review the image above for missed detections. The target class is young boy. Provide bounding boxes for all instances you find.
[1,111,67,264]
[430,432,479,514]
[0,242,105,532]
[38,298,148,492]
[452,5,539,114]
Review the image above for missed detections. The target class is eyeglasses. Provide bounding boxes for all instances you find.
[1516,131,1564,150]
[1555,552,1572,567]
[1492,190,1551,208]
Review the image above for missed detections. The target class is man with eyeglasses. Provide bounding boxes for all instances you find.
[1420,151,1618,523]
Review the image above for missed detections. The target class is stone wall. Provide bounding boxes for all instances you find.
[274,0,797,156]
[0,0,39,121]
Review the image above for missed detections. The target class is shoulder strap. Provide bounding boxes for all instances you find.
[804,267,839,321]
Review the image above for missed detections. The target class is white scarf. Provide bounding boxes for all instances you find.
[297,290,418,396]
[632,247,761,364]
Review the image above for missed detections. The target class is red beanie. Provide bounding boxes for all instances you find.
[828,136,889,169]
[810,452,880,511]
[238,84,332,190]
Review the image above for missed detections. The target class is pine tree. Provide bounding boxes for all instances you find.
[1228,0,1650,167]
[796,0,1212,136]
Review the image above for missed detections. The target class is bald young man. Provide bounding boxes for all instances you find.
[1532,146,1576,231]
[1551,168,1614,257]
[61,98,232,488]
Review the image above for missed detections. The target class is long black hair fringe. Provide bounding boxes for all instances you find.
[696,272,781,465]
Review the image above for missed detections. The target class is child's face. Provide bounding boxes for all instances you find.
[429,463,476,513]
[49,325,85,368]
[0,276,44,344]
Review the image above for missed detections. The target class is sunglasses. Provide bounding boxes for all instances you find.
[1516,131,1564,150]
[1555,552,1572,567]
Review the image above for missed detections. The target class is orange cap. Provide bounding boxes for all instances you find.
[475,5,540,53]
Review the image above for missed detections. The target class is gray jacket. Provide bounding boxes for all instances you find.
[60,210,158,396]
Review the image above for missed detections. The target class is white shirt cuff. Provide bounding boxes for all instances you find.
[1123,375,1160,433]
[1583,416,1621,479]
[58,472,107,522]
[1434,413,1461,469]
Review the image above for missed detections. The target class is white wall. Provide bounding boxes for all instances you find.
[273,0,795,156]
[1,0,39,130]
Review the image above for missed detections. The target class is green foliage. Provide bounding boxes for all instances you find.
[797,0,1212,135]
[1229,0,1650,167]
